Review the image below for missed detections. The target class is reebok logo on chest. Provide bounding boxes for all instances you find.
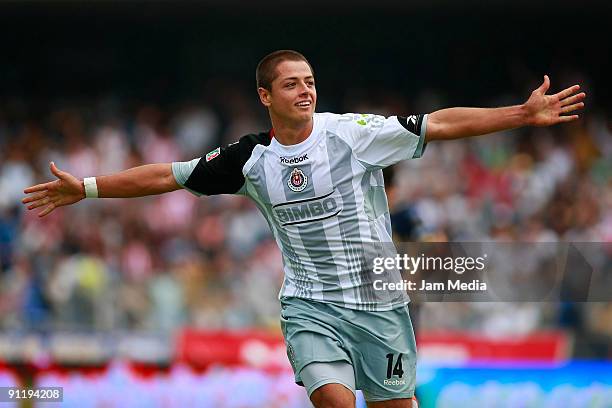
[280,153,309,165]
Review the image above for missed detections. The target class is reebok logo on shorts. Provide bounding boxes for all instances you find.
[384,378,406,386]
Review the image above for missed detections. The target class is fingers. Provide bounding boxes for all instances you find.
[24,167,65,195]
[536,75,550,94]
[24,181,53,194]
[50,161,65,180]
[25,194,60,217]
[38,203,56,218]
[27,196,52,211]
[554,84,581,100]
[23,190,63,217]
[23,162,73,217]
[561,102,585,114]
[558,115,579,123]
[22,191,48,204]
[560,92,586,107]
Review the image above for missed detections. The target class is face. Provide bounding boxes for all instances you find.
[258,60,317,125]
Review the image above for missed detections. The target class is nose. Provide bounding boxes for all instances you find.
[298,81,310,95]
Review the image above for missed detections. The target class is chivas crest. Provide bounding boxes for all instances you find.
[287,168,308,192]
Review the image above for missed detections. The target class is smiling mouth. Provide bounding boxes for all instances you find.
[295,101,311,108]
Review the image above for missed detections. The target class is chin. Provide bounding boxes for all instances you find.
[289,112,312,123]
[301,113,313,122]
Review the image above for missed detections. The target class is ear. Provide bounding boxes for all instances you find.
[258,87,272,107]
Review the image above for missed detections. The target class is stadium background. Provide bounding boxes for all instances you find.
[0,1,611,407]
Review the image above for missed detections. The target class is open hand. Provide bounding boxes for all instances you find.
[524,75,586,127]
[22,162,85,217]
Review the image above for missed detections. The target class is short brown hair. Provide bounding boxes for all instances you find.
[256,50,314,91]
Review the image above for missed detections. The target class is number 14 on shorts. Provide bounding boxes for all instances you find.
[385,353,419,408]
[385,353,404,379]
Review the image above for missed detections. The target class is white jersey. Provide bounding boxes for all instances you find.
[173,112,427,311]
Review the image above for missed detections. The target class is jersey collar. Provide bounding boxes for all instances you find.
[269,113,322,156]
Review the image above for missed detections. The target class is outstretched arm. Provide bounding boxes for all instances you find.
[22,162,181,217]
[425,75,586,142]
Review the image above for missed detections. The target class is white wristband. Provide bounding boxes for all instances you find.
[84,177,99,198]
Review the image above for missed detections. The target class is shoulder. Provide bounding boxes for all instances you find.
[237,131,272,148]
[182,130,272,196]
[236,130,273,176]
[228,131,273,165]
[193,130,272,175]
[320,112,388,129]
[317,112,389,143]
[236,131,273,152]
[314,112,362,136]
[315,112,351,127]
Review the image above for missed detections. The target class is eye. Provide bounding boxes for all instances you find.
[285,83,296,88]
[307,81,315,87]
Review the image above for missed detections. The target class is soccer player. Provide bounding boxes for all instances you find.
[22,50,585,408]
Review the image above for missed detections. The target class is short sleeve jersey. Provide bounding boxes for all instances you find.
[173,112,427,311]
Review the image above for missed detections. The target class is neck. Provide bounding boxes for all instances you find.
[270,115,314,146]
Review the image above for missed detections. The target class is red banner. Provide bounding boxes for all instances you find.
[176,329,288,370]
[416,331,569,363]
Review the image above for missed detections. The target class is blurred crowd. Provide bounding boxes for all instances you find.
[0,76,610,359]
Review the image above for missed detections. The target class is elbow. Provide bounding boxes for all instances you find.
[165,171,181,192]
[425,114,447,141]
[164,174,180,192]
[160,163,181,193]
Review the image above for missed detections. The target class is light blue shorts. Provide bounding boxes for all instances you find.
[280,296,417,402]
